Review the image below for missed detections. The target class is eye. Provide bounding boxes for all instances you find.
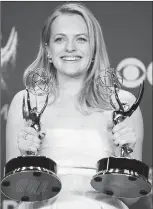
[77,37,88,43]
[54,37,65,43]
[116,58,147,88]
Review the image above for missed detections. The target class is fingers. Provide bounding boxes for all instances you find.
[22,126,38,136]
[24,120,33,127]
[25,134,41,146]
[27,146,38,153]
[112,122,126,134]
[18,133,40,148]
[23,121,46,138]
[112,127,134,140]
[38,132,46,139]
[113,132,136,147]
[18,137,40,150]
[112,117,132,133]
[112,122,136,148]
[17,128,46,155]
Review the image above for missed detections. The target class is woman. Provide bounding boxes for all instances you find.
[6,3,144,209]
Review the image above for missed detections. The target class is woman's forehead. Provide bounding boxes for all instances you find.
[51,14,88,36]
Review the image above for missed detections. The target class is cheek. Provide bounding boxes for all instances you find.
[80,44,90,55]
[83,47,92,63]
[49,49,59,58]
[49,44,64,58]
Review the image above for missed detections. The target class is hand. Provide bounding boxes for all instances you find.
[17,121,46,155]
[112,118,137,149]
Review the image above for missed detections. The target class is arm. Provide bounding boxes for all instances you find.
[6,90,25,162]
[114,89,144,160]
[113,90,144,206]
[6,90,43,162]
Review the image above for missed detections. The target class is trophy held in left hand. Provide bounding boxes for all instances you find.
[91,81,151,198]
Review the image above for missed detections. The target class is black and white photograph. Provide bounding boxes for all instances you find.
[1,1,152,209]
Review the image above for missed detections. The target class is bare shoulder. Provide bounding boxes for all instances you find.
[7,90,26,121]
[9,89,36,110]
[6,90,26,161]
[10,89,25,103]
[9,90,25,109]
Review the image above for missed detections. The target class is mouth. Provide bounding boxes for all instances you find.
[60,56,82,62]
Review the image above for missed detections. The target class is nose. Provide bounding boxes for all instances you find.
[65,39,76,52]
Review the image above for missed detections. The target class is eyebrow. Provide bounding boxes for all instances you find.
[52,33,89,38]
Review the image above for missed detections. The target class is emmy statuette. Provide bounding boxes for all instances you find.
[1,69,62,202]
[91,82,151,198]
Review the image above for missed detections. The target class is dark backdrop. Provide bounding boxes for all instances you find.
[1,2,152,209]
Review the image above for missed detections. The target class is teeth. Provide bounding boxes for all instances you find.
[62,56,81,61]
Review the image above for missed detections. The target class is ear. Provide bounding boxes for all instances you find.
[45,43,49,53]
[45,43,52,58]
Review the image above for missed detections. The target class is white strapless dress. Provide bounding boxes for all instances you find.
[18,129,128,209]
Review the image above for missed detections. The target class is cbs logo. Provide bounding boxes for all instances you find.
[116,58,152,88]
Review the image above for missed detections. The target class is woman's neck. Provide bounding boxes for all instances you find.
[57,73,85,98]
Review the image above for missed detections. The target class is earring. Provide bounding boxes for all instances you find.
[91,58,94,63]
[45,43,52,63]
[47,53,52,63]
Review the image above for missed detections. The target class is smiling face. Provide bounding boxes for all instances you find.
[47,14,91,78]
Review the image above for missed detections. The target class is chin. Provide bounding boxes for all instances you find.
[65,71,85,78]
[59,67,85,77]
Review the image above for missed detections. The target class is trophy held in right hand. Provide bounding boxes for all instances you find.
[1,68,62,202]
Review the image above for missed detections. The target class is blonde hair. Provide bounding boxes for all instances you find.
[23,2,117,114]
